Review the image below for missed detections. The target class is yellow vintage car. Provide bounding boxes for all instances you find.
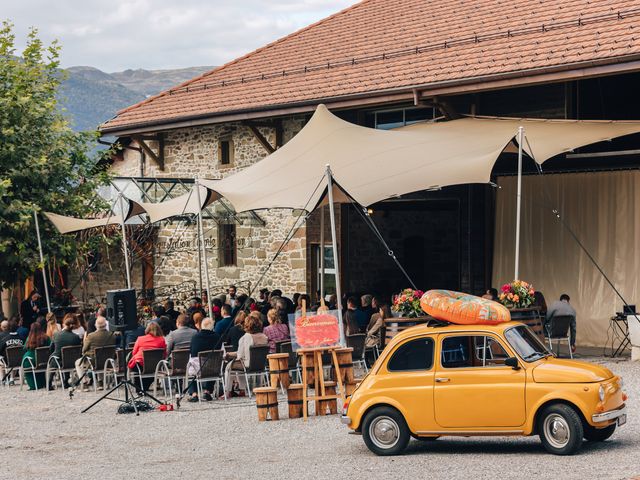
[341,321,627,456]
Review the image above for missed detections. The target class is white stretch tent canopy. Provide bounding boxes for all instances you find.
[137,185,220,223]
[200,104,640,213]
[44,198,145,234]
[44,212,124,234]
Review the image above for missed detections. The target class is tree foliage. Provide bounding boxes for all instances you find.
[0,22,113,288]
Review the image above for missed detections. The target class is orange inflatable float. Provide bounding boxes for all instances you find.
[420,290,511,325]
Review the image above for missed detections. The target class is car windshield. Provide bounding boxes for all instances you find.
[504,325,551,362]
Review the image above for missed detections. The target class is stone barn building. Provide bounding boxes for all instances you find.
[73,0,640,346]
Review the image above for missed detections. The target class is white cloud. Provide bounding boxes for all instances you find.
[3,0,356,71]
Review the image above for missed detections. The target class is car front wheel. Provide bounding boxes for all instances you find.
[362,406,410,456]
[538,404,584,455]
[584,423,616,442]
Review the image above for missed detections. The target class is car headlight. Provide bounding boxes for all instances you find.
[599,385,605,402]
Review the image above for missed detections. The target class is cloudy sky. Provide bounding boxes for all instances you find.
[4,0,355,72]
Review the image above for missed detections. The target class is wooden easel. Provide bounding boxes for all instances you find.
[297,299,345,420]
[299,346,345,420]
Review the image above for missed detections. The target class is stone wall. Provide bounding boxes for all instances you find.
[81,116,309,302]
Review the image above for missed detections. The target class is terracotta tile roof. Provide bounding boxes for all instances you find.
[101,0,640,132]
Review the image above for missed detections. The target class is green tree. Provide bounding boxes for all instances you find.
[0,22,112,289]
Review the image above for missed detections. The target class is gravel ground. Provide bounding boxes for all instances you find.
[1,357,638,480]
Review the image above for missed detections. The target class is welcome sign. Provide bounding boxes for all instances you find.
[289,310,342,350]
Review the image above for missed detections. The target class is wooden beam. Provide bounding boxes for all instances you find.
[133,135,164,170]
[432,96,461,120]
[246,123,275,154]
[275,119,283,149]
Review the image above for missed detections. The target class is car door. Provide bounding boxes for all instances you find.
[433,333,526,429]
[377,335,436,432]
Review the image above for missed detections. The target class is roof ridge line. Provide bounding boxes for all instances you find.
[111,0,373,119]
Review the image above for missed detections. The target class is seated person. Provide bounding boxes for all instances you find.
[545,293,577,353]
[127,322,166,391]
[220,311,246,351]
[0,319,25,382]
[124,318,146,347]
[263,308,289,353]
[365,302,391,349]
[214,305,233,336]
[52,315,82,360]
[21,323,50,390]
[223,312,268,396]
[186,317,221,402]
[165,314,196,354]
[74,317,117,388]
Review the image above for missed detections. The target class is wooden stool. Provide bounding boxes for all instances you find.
[287,383,305,418]
[254,386,279,421]
[268,353,291,391]
[299,347,345,420]
[334,347,354,384]
[316,381,337,416]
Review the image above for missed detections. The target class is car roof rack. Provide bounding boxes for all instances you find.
[425,317,451,328]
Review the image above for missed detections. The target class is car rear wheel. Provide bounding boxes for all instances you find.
[538,404,584,455]
[362,406,410,456]
[584,423,616,442]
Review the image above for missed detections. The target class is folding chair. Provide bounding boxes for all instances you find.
[47,345,83,391]
[86,345,117,392]
[234,344,270,398]
[104,348,132,389]
[130,348,165,392]
[347,333,368,373]
[189,349,225,403]
[1,346,23,386]
[155,348,190,401]
[20,346,50,390]
[545,315,574,358]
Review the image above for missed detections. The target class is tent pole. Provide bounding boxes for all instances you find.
[33,210,51,313]
[196,224,203,298]
[514,126,524,280]
[319,205,325,303]
[325,165,343,326]
[195,181,214,318]
[118,194,132,289]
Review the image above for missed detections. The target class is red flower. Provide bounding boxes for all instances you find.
[501,284,511,293]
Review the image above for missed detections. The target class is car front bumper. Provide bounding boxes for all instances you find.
[592,405,626,423]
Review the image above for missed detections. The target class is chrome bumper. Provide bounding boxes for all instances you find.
[341,415,351,425]
[592,405,626,423]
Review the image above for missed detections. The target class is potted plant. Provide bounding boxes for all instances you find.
[391,288,425,318]
[499,280,545,341]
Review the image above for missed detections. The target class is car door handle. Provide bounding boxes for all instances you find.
[435,377,450,383]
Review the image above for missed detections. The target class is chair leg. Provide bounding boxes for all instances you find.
[245,372,252,398]
[568,335,573,359]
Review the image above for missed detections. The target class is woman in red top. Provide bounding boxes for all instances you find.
[128,322,166,370]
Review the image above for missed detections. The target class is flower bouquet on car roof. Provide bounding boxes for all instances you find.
[499,280,535,309]
[391,288,425,318]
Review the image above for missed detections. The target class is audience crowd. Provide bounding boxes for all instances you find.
[1,284,563,397]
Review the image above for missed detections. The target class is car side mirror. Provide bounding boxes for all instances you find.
[505,357,520,370]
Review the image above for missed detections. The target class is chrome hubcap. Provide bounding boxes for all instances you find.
[369,416,399,449]
[544,414,570,448]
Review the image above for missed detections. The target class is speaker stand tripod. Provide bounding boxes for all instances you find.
[81,364,163,416]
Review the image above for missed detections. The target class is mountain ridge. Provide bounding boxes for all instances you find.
[59,65,214,132]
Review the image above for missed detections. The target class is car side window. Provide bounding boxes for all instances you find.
[441,335,509,368]
[387,337,434,372]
